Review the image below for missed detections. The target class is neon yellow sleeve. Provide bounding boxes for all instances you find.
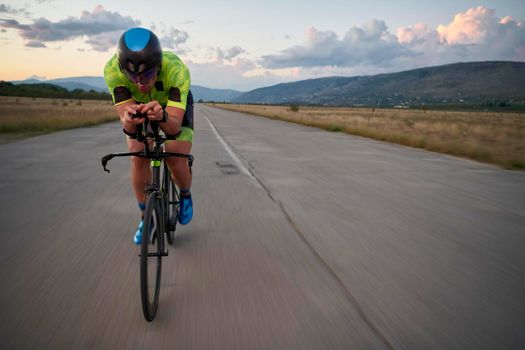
[103,55,133,105]
[166,64,191,110]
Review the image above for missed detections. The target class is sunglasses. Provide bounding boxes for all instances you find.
[124,66,158,84]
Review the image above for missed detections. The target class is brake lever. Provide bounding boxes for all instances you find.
[101,155,113,173]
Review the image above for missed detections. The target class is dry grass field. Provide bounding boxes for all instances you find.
[212,104,525,169]
[0,96,116,142]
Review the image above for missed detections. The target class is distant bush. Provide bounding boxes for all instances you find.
[290,104,299,112]
[328,124,344,132]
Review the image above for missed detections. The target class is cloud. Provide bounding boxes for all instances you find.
[187,59,288,91]
[0,4,31,17]
[217,46,245,60]
[0,5,140,50]
[188,6,525,89]
[159,27,189,53]
[232,57,256,71]
[399,6,525,63]
[437,6,495,44]
[397,23,435,44]
[185,48,262,90]
[259,6,525,74]
[261,20,414,69]
[0,6,191,53]
[203,45,247,64]
[25,40,46,48]
[84,30,122,51]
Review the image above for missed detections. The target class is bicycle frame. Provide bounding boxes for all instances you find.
[101,119,194,234]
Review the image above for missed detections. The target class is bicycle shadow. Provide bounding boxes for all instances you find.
[171,231,193,247]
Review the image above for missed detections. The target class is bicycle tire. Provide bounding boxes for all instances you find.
[140,192,163,322]
[164,164,180,245]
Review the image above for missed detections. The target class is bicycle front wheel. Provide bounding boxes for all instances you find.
[140,192,163,322]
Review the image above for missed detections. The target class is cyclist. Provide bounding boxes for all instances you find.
[104,27,194,244]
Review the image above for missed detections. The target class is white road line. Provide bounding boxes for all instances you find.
[204,115,257,181]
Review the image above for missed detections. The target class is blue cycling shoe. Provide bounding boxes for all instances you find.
[134,220,144,245]
[178,194,193,225]
[134,219,156,244]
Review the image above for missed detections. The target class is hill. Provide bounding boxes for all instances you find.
[233,61,525,106]
[190,85,243,102]
[0,81,111,100]
[49,77,108,91]
[10,76,243,102]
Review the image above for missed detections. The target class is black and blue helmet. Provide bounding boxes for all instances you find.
[117,27,162,74]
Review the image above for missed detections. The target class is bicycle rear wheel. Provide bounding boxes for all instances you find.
[163,164,180,245]
[140,192,163,322]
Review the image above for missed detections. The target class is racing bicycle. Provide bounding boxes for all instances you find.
[101,115,193,322]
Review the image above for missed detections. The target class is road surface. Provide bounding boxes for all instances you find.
[0,104,524,349]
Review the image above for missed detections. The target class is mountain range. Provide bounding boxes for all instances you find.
[233,61,525,105]
[8,61,525,106]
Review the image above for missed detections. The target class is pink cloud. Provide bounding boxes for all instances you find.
[437,6,496,44]
[395,6,525,65]
[397,23,432,43]
[500,16,514,25]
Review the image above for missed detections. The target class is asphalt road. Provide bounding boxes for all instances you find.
[0,104,524,349]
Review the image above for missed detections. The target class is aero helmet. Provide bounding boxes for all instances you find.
[117,27,162,75]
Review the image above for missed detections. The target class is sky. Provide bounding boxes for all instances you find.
[0,0,524,91]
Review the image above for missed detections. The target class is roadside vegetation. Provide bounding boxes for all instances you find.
[0,96,115,142]
[0,81,111,100]
[210,103,525,170]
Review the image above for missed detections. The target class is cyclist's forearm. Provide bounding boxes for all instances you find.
[160,106,184,135]
[161,116,181,135]
[116,101,139,132]
[121,118,138,132]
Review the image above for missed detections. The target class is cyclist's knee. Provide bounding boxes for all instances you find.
[127,138,144,152]
[165,140,191,153]
[167,156,188,171]
[131,155,149,169]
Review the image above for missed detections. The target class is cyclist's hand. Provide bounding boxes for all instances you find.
[123,104,145,125]
[139,101,163,122]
